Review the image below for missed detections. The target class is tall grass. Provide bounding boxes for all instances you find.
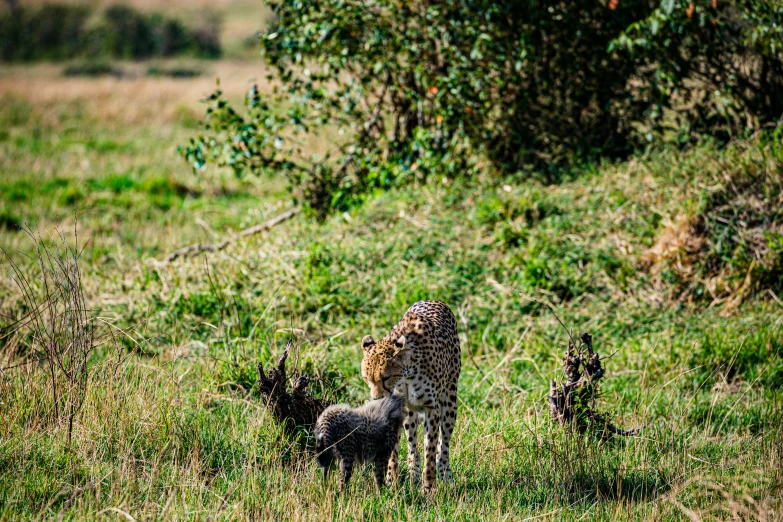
[0,316,779,519]
[2,225,102,447]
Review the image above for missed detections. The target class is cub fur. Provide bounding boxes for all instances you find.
[314,394,404,488]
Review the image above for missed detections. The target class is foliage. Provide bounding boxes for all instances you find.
[0,4,221,61]
[182,0,782,216]
[613,0,783,142]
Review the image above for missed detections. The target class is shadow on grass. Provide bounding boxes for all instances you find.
[455,468,670,505]
[552,470,671,503]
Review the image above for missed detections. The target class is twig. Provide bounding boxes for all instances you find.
[768,289,783,309]
[163,207,299,264]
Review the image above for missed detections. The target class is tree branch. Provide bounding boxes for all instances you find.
[162,207,299,264]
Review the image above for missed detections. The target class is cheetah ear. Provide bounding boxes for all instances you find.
[361,335,376,352]
[393,335,407,357]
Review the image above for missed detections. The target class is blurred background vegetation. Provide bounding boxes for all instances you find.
[0,3,220,60]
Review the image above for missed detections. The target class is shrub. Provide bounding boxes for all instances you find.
[146,65,203,78]
[3,227,98,447]
[613,0,783,142]
[63,62,121,77]
[182,0,781,217]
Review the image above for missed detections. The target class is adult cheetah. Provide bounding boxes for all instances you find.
[360,300,461,492]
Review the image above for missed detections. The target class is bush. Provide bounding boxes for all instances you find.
[0,5,90,61]
[63,62,122,77]
[613,0,783,141]
[0,4,221,61]
[146,65,203,78]
[181,0,782,217]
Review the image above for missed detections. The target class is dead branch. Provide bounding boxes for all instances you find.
[163,207,299,264]
[256,340,329,444]
[548,332,642,437]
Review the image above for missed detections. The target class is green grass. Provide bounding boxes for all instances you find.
[0,93,287,260]
[0,69,782,520]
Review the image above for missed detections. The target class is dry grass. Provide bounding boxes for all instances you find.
[0,61,273,126]
[639,214,707,304]
[636,137,783,307]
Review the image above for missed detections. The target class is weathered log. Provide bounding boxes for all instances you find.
[256,340,329,442]
[548,332,642,437]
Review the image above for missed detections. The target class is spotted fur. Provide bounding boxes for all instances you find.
[360,300,461,492]
[314,395,404,489]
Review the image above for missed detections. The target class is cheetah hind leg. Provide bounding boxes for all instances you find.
[422,406,441,493]
[437,392,456,482]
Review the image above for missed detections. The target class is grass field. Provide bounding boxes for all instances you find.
[1,2,782,520]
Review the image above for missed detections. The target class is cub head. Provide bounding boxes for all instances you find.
[360,334,408,400]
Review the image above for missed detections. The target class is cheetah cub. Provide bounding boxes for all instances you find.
[361,300,461,492]
[314,394,404,489]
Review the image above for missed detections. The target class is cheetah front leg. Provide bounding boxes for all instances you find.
[403,408,420,486]
[385,438,399,486]
[422,405,440,493]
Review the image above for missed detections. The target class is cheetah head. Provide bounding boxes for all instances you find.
[360,335,408,400]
